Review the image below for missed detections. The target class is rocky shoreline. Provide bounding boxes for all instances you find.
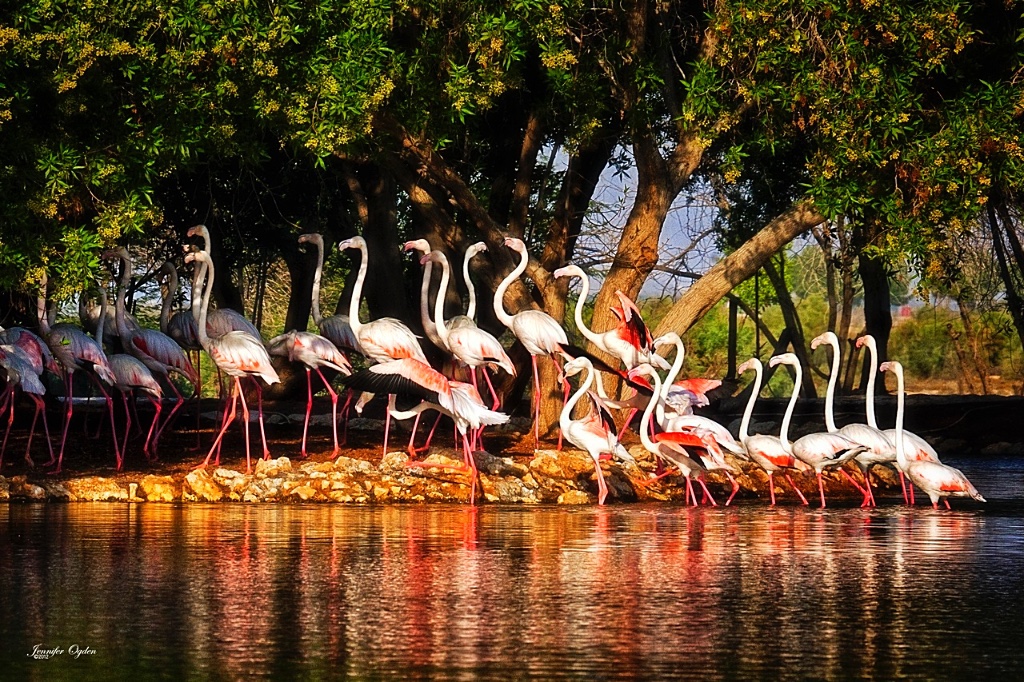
[0,442,896,505]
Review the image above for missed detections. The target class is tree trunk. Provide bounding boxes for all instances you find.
[858,247,892,387]
[763,257,817,398]
[654,201,826,336]
[989,197,1024,354]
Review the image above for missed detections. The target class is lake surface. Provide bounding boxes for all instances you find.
[2,455,1023,680]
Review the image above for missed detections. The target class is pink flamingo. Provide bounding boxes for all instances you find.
[107,248,198,452]
[559,356,639,505]
[735,357,808,505]
[0,345,53,468]
[159,261,206,448]
[338,235,430,456]
[266,330,351,457]
[187,249,280,473]
[37,275,118,473]
[187,225,264,341]
[554,264,669,371]
[342,357,508,500]
[0,325,58,381]
[629,363,716,506]
[771,352,869,508]
[882,360,984,508]
[297,233,361,355]
[494,237,569,449]
[860,334,940,505]
[812,331,893,507]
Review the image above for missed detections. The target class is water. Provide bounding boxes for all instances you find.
[2,456,1023,680]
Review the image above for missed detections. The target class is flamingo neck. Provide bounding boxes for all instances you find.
[416,258,443,348]
[778,362,802,454]
[493,245,527,329]
[432,253,452,348]
[571,270,602,349]
[114,253,135,342]
[655,337,684,424]
[560,361,593,434]
[893,364,907,467]
[638,369,662,452]
[310,237,324,326]
[346,241,368,338]
[95,287,108,345]
[739,361,763,442]
[463,253,477,322]
[865,337,878,428]
[37,274,49,335]
[160,264,178,334]
[195,256,214,350]
[824,337,840,433]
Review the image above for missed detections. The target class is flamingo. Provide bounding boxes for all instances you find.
[735,357,808,505]
[554,264,670,371]
[653,333,746,458]
[186,249,280,473]
[266,330,351,457]
[106,248,198,450]
[341,357,509,501]
[812,331,891,507]
[427,249,515,406]
[298,233,361,355]
[159,260,206,448]
[629,363,719,506]
[188,226,264,341]
[859,334,940,505]
[0,325,58,381]
[770,353,868,508]
[494,237,569,448]
[37,274,118,473]
[94,286,163,466]
[0,344,53,468]
[882,360,984,508]
[338,235,430,456]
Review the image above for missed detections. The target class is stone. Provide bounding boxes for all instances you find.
[557,490,593,505]
[287,485,321,501]
[254,457,292,479]
[981,441,1024,456]
[335,456,376,473]
[473,450,529,478]
[213,468,251,494]
[378,450,411,472]
[62,477,127,502]
[529,449,595,480]
[0,477,8,501]
[183,469,224,502]
[139,475,180,502]
[40,481,74,501]
[8,477,46,500]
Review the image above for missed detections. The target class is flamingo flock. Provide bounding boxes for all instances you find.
[0,229,986,509]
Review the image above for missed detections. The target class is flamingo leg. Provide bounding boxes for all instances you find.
[143,396,162,461]
[817,472,827,508]
[119,392,132,467]
[481,367,501,410]
[416,411,444,456]
[859,467,876,507]
[617,408,639,443]
[767,472,777,506]
[1,392,15,465]
[531,355,541,450]
[783,473,809,505]
[54,372,74,474]
[191,351,202,451]
[462,430,478,504]
[300,368,313,458]
[314,367,340,455]
[698,479,718,507]
[551,354,568,451]
[200,380,238,469]
[725,472,740,506]
[838,467,868,496]
[238,378,253,473]
[25,395,49,467]
[36,398,54,467]
[594,459,609,505]
[943,498,951,509]
[382,393,393,458]
[252,379,270,460]
[153,376,186,449]
[339,389,353,446]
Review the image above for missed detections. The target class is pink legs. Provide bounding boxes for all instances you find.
[300,368,314,458]
[314,367,341,455]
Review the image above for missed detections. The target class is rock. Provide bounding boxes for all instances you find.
[183,469,224,502]
[287,485,321,501]
[40,481,74,501]
[480,475,540,503]
[981,441,1024,456]
[8,477,46,500]
[557,490,593,505]
[0,477,8,501]
[213,468,251,496]
[378,450,411,472]
[254,457,292,479]
[62,477,128,502]
[139,475,180,502]
[529,449,594,480]
[335,456,376,474]
[473,451,529,478]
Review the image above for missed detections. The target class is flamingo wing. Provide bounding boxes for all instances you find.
[343,358,451,411]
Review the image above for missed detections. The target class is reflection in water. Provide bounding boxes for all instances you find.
[1,478,1023,679]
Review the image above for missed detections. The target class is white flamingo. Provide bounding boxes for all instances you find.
[882,360,984,508]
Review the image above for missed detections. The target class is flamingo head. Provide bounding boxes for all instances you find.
[737,357,761,374]
[560,356,590,382]
[552,264,584,280]
[810,331,838,351]
[768,352,799,369]
[403,239,430,255]
[653,333,681,351]
[465,242,487,258]
[297,233,323,251]
[626,363,656,382]
[879,360,901,376]
[503,237,525,252]
[101,247,129,263]
[337,236,366,252]
[186,224,208,239]
[855,334,875,350]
